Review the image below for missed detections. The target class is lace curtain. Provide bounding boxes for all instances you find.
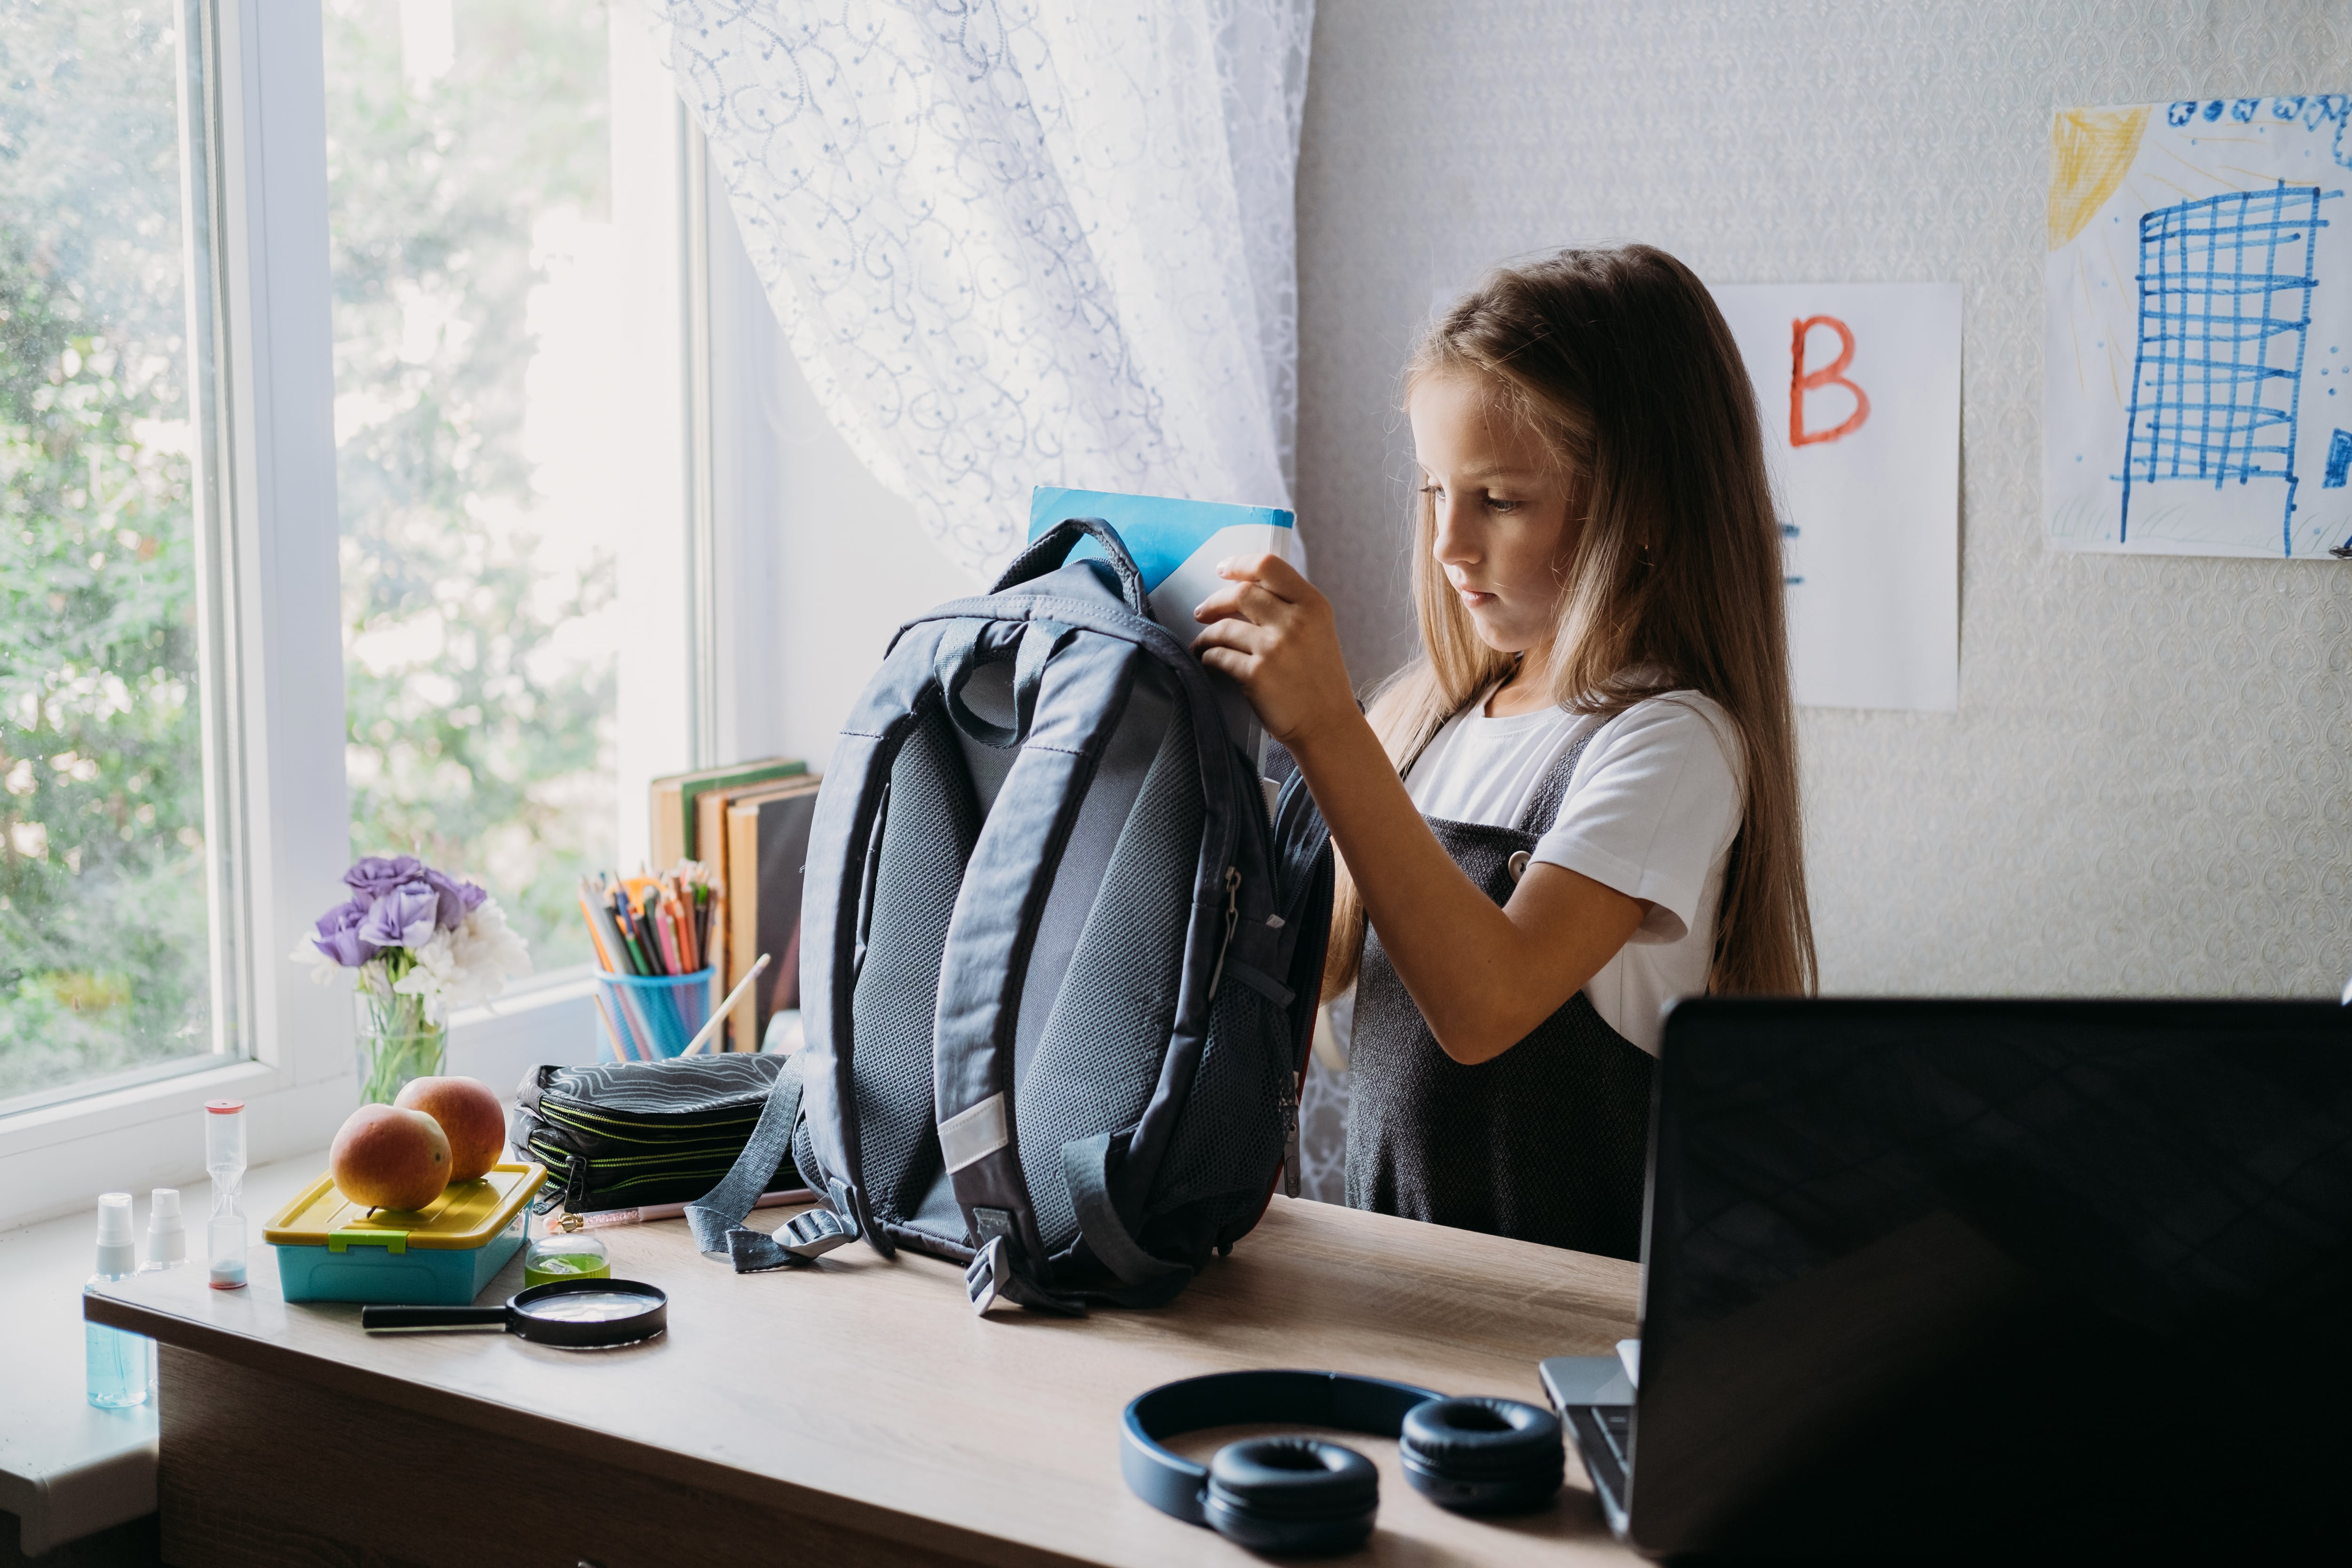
[655,0,1315,578]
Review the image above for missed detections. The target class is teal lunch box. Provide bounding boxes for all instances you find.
[262,1161,547,1305]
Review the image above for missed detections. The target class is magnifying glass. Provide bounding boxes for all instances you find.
[360,1278,667,1349]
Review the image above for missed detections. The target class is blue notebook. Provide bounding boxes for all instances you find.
[1028,486,1303,759]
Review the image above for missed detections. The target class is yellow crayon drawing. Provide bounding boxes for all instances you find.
[2048,106,2149,250]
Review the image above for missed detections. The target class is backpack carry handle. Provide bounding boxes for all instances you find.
[937,618,1066,749]
[993,516,1152,619]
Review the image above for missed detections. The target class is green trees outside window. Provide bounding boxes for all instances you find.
[2,1,626,1102]
[0,5,211,1100]
[325,0,619,977]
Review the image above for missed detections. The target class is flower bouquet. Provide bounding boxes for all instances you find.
[295,856,532,1104]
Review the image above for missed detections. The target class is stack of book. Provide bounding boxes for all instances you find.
[646,757,824,1052]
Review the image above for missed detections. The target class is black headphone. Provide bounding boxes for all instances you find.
[1120,1369,1565,1555]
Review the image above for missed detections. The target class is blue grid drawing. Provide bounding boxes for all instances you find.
[2120,184,2325,555]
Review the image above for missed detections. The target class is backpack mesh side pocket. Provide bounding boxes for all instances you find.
[851,705,979,1223]
[1142,983,1290,1261]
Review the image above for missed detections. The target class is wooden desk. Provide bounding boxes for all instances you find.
[86,1195,1641,1567]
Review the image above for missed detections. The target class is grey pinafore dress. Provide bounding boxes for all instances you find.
[1344,722,1659,1259]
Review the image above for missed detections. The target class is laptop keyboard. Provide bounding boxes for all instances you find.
[1541,1357,1637,1537]
[1595,1405,1631,1465]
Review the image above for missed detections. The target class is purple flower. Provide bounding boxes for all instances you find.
[343,855,425,910]
[357,879,440,949]
[421,866,487,930]
[309,900,382,968]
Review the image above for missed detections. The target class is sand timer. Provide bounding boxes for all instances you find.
[206,1099,248,1289]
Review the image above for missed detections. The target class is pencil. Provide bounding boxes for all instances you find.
[554,1188,813,1231]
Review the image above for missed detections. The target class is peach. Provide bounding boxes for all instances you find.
[393,1075,508,1183]
[330,1105,451,1211]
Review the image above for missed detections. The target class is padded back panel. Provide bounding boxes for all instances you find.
[851,705,979,1221]
[1016,701,1206,1251]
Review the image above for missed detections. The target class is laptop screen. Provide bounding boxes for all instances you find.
[1631,998,2352,1560]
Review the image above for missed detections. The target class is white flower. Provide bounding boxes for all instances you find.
[391,897,532,1023]
[290,934,341,987]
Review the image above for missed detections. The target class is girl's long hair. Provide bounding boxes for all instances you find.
[1324,245,1816,1001]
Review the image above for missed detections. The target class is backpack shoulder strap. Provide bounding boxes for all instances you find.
[793,614,968,1250]
[682,1053,855,1271]
[935,625,1146,1313]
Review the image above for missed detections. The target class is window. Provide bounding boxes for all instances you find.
[324,0,622,974]
[1,2,219,1106]
[0,0,723,1229]
[1,0,361,1222]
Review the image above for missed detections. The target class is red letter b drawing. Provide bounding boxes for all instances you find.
[1790,315,1870,447]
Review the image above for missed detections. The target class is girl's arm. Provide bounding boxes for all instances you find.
[1193,554,1643,1066]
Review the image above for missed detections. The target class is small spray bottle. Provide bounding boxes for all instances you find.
[206,1100,248,1290]
[86,1193,149,1409]
[138,1187,190,1395]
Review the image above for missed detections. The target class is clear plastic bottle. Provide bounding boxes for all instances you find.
[138,1186,191,1396]
[205,1099,248,1289]
[524,1228,612,1287]
[85,1192,149,1409]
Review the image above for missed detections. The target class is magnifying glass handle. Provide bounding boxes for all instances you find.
[361,1304,512,1334]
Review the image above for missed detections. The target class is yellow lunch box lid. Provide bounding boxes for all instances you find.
[263,1161,547,1252]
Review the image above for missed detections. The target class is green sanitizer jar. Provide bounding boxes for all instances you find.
[523,1230,612,1289]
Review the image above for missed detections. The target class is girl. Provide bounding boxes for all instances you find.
[1192,245,1813,1259]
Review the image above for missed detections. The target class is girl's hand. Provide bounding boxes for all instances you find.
[1191,553,1359,749]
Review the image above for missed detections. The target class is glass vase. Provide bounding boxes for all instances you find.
[355,987,445,1105]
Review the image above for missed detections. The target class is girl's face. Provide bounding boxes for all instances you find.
[1408,372,1578,656]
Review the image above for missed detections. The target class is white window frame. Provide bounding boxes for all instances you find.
[0,0,728,1229]
[0,0,350,1230]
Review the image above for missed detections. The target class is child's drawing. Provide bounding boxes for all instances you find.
[1714,284,1961,712]
[2046,96,2352,559]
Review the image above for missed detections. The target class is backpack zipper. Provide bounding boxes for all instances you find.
[1279,1076,1301,1197]
[1208,860,1302,1196]
[1207,866,1241,997]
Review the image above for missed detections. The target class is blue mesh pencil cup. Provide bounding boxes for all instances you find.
[594,968,716,1060]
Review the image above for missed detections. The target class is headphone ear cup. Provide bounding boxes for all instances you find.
[1398,1397,1565,1514]
[1203,1437,1380,1555]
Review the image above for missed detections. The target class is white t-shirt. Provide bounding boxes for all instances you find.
[1329,689,1743,1057]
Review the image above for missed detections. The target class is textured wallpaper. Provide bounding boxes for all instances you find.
[1288,0,2352,1201]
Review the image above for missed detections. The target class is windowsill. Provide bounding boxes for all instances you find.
[444,969,602,1098]
[0,1059,292,1162]
[450,963,600,1023]
[0,975,601,1235]
[0,1146,327,1555]
[0,1050,255,1121]
[0,968,598,1151]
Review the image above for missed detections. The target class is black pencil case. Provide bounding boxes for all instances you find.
[510,1055,795,1215]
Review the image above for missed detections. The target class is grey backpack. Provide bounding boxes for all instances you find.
[689,518,1333,1313]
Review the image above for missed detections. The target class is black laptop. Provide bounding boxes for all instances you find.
[1542,997,2352,1561]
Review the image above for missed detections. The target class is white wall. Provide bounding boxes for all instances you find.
[1294,0,2352,998]
[725,277,978,775]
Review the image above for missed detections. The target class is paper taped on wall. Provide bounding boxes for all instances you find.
[2045,96,2352,560]
[1711,283,1963,712]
